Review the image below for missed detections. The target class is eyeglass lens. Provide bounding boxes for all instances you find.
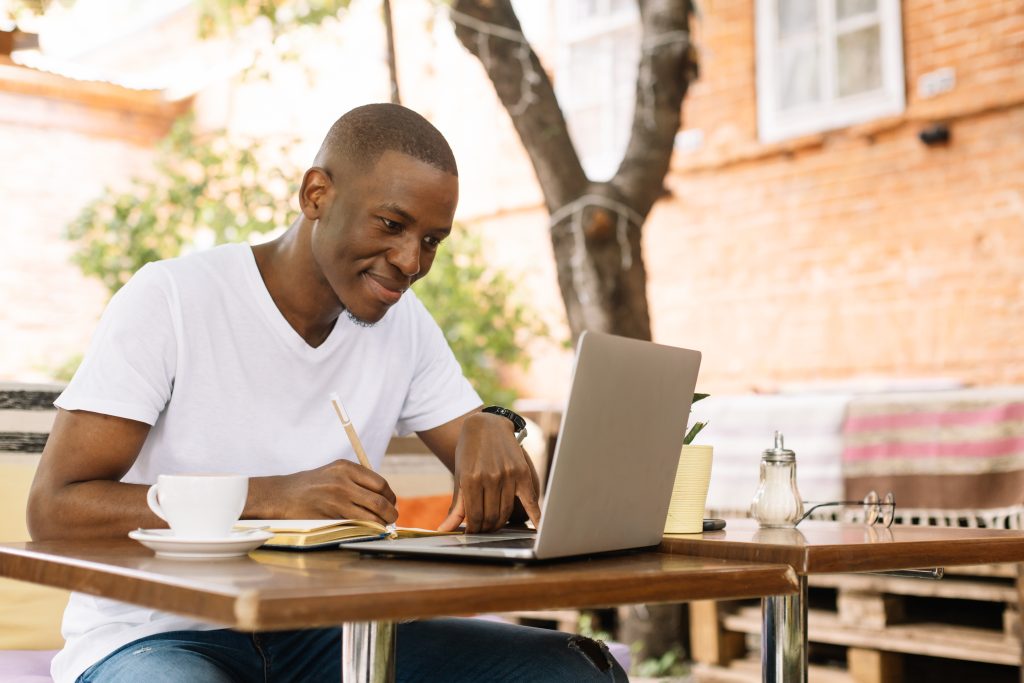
[863,490,880,525]
[880,491,895,527]
[861,490,896,527]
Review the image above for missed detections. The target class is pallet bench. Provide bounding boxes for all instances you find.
[690,562,1023,682]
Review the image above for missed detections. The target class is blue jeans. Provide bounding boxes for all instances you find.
[77,618,628,682]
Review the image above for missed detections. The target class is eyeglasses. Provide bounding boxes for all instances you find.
[796,491,896,528]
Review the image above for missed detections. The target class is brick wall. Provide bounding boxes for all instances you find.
[639,0,1024,392]
[473,0,1024,398]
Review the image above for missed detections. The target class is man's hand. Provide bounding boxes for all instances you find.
[437,411,542,533]
[250,460,398,524]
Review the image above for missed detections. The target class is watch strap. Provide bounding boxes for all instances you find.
[481,405,528,444]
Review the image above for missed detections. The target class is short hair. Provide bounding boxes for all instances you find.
[318,103,458,177]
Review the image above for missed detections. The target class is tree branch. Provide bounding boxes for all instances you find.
[612,0,697,215]
[450,0,588,212]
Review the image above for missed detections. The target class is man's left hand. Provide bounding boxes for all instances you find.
[437,411,541,533]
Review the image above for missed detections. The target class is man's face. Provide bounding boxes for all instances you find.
[310,150,458,324]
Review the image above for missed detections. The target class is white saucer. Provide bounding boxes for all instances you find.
[129,528,274,559]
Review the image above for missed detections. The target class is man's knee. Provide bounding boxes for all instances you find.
[525,632,628,681]
[81,639,240,683]
[566,634,628,680]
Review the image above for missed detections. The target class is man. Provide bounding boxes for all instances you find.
[28,104,627,682]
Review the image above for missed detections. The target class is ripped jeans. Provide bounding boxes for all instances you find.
[77,618,629,682]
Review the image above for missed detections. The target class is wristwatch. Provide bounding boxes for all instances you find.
[481,406,528,444]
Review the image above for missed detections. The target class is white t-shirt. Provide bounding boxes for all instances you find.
[50,243,481,682]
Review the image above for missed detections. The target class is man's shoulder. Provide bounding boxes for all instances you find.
[160,243,249,273]
[146,243,251,292]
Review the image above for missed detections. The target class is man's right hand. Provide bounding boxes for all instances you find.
[250,460,398,524]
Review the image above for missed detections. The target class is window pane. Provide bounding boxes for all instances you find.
[571,0,599,22]
[778,44,820,109]
[837,0,877,20]
[612,26,640,86]
[837,25,882,96]
[567,105,604,152]
[609,0,634,14]
[778,0,817,39]
[568,40,606,106]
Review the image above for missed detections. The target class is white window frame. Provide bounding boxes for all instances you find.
[554,0,641,180]
[755,0,906,143]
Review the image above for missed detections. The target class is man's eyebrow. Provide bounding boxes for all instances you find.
[376,202,415,224]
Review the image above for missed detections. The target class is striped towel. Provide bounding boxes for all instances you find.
[842,387,1024,525]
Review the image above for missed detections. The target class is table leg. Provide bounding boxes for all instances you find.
[342,620,396,683]
[761,575,807,683]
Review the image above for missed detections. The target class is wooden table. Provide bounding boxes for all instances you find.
[660,519,1024,682]
[0,539,798,682]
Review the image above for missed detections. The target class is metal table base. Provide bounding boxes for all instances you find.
[342,621,396,683]
[762,575,808,683]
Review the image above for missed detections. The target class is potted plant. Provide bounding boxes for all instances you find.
[665,392,713,534]
[683,393,709,445]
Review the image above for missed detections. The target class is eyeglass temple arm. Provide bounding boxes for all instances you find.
[796,500,864,523]
[796,500,897,524]
[864,568,944,580]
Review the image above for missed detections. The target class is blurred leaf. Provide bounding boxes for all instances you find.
[65,113,301,296]
[196,0,350,38]
[414,230,550,406]
[633,645,688,677]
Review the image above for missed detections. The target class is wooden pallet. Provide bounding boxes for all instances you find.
[692,657,853,683]
[690,565,1023,682]
[496,608,583,633]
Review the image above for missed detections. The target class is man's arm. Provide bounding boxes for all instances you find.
[417,408,541,533]
[28,409,156,540]
[28,409,399,541]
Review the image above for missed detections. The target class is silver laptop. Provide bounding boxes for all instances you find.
[356,331,702,562]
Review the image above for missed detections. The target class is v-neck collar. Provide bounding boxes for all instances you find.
[241,244,352,360]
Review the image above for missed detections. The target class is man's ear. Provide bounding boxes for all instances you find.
[299,167,333,220]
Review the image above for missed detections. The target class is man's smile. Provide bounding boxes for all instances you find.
[363,272,408,306]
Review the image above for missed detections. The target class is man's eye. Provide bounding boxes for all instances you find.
[380,218,402,232]
[423,236,442,248]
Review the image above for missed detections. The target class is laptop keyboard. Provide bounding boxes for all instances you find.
[459,537,538,549]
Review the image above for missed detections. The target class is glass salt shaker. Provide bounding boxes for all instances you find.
[750,430,804,528]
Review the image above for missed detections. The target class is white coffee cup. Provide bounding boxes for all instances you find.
[146,474,248,538]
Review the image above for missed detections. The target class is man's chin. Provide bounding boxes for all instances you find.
[345,309,382,328]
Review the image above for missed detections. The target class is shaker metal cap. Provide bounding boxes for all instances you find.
[762,430,796,462]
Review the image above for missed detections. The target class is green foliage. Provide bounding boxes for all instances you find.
[1,0,56,24]
[632,644,689,678]
[66,114,301,295]
[684,392,710,445]
[413,230,548,407]
[576,612,612,642]
[50,353,83,383]
[196,0,349,38]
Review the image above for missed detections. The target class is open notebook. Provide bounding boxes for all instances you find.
[235,519,455,550]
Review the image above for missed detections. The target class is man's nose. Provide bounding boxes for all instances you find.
[389,236,421,278]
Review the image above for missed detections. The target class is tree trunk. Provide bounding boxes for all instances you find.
[450,0,696,342]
